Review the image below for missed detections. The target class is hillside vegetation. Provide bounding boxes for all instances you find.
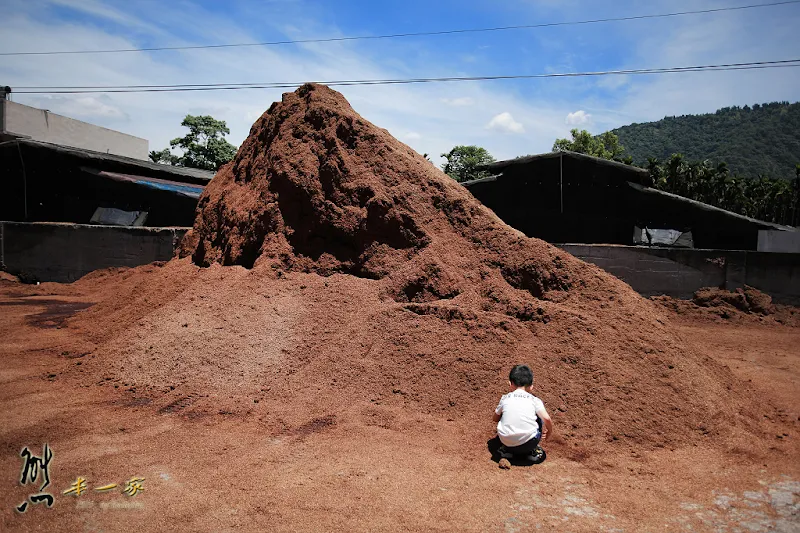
[611,102,800,180]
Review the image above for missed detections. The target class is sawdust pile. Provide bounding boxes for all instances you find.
[653,287,799,326]
[62,85,764,453]
[0,271,20,284]
[693,286,775,315]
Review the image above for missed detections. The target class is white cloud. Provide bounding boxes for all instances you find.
[440,97,474,107]
[565,110,591,125]
[0,5,570,165]
[595,0,800,128]
[486,112,525,134]
[27,95,128,120]
[47,0,169,37]
[5,0,795,170]
[596,75,629,91]
[244,108,266,122]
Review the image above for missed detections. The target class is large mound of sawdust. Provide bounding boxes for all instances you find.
[63,84,759,453]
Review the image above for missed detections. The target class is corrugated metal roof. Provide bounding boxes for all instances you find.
[626,181,794,232]
[0,138,215,183]
[462,154,793,234]
[478,150,650,176]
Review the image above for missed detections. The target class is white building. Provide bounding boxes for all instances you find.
[0,88,148,160]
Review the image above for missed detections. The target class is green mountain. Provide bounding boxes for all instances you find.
[610,102,800,180]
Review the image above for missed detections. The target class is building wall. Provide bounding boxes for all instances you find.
[1,100,148,160]
[1,222,187,283]
[758,229,800,253]
[559,244,800,305]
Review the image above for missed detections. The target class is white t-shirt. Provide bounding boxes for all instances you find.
[495,389,545,447]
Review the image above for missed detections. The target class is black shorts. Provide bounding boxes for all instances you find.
[500,435,541,457]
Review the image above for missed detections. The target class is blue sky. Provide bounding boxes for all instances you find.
[1,0,799,165]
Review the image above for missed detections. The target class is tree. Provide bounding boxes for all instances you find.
[645,154,798,226]
[610,101,800,179]
[553,129,630,163]
[441,145,496,182]
[149,115,237,171]
[793,164,800,226]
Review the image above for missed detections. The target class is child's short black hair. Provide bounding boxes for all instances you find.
[509,364,533,387]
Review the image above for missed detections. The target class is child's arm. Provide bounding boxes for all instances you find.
[493,401,503,423]
[536,406,554,442]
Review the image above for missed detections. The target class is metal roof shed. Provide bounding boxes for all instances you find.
[464,151,792,250]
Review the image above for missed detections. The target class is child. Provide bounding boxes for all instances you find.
[493,364,553,464]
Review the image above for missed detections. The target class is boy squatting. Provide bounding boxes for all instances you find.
[493,364,554,463]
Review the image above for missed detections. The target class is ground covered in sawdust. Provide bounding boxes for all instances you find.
[0,279,797,532]
[1,84,798,531]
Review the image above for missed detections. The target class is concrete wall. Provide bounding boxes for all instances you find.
[2,221,797,304]
[758,229,800,253]
[1,100,148,160]
[0,221,187,283]
[743,252,800,305]
[559,244,800,305]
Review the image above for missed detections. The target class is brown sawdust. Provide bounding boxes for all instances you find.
[40,84,779,455]
[652,286,800,327]
[0,271,20,283]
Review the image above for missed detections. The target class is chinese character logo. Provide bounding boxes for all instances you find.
[14,445,146,513]
[16,445,54,513]
[62,477,88,497]
[122,477,145,497]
